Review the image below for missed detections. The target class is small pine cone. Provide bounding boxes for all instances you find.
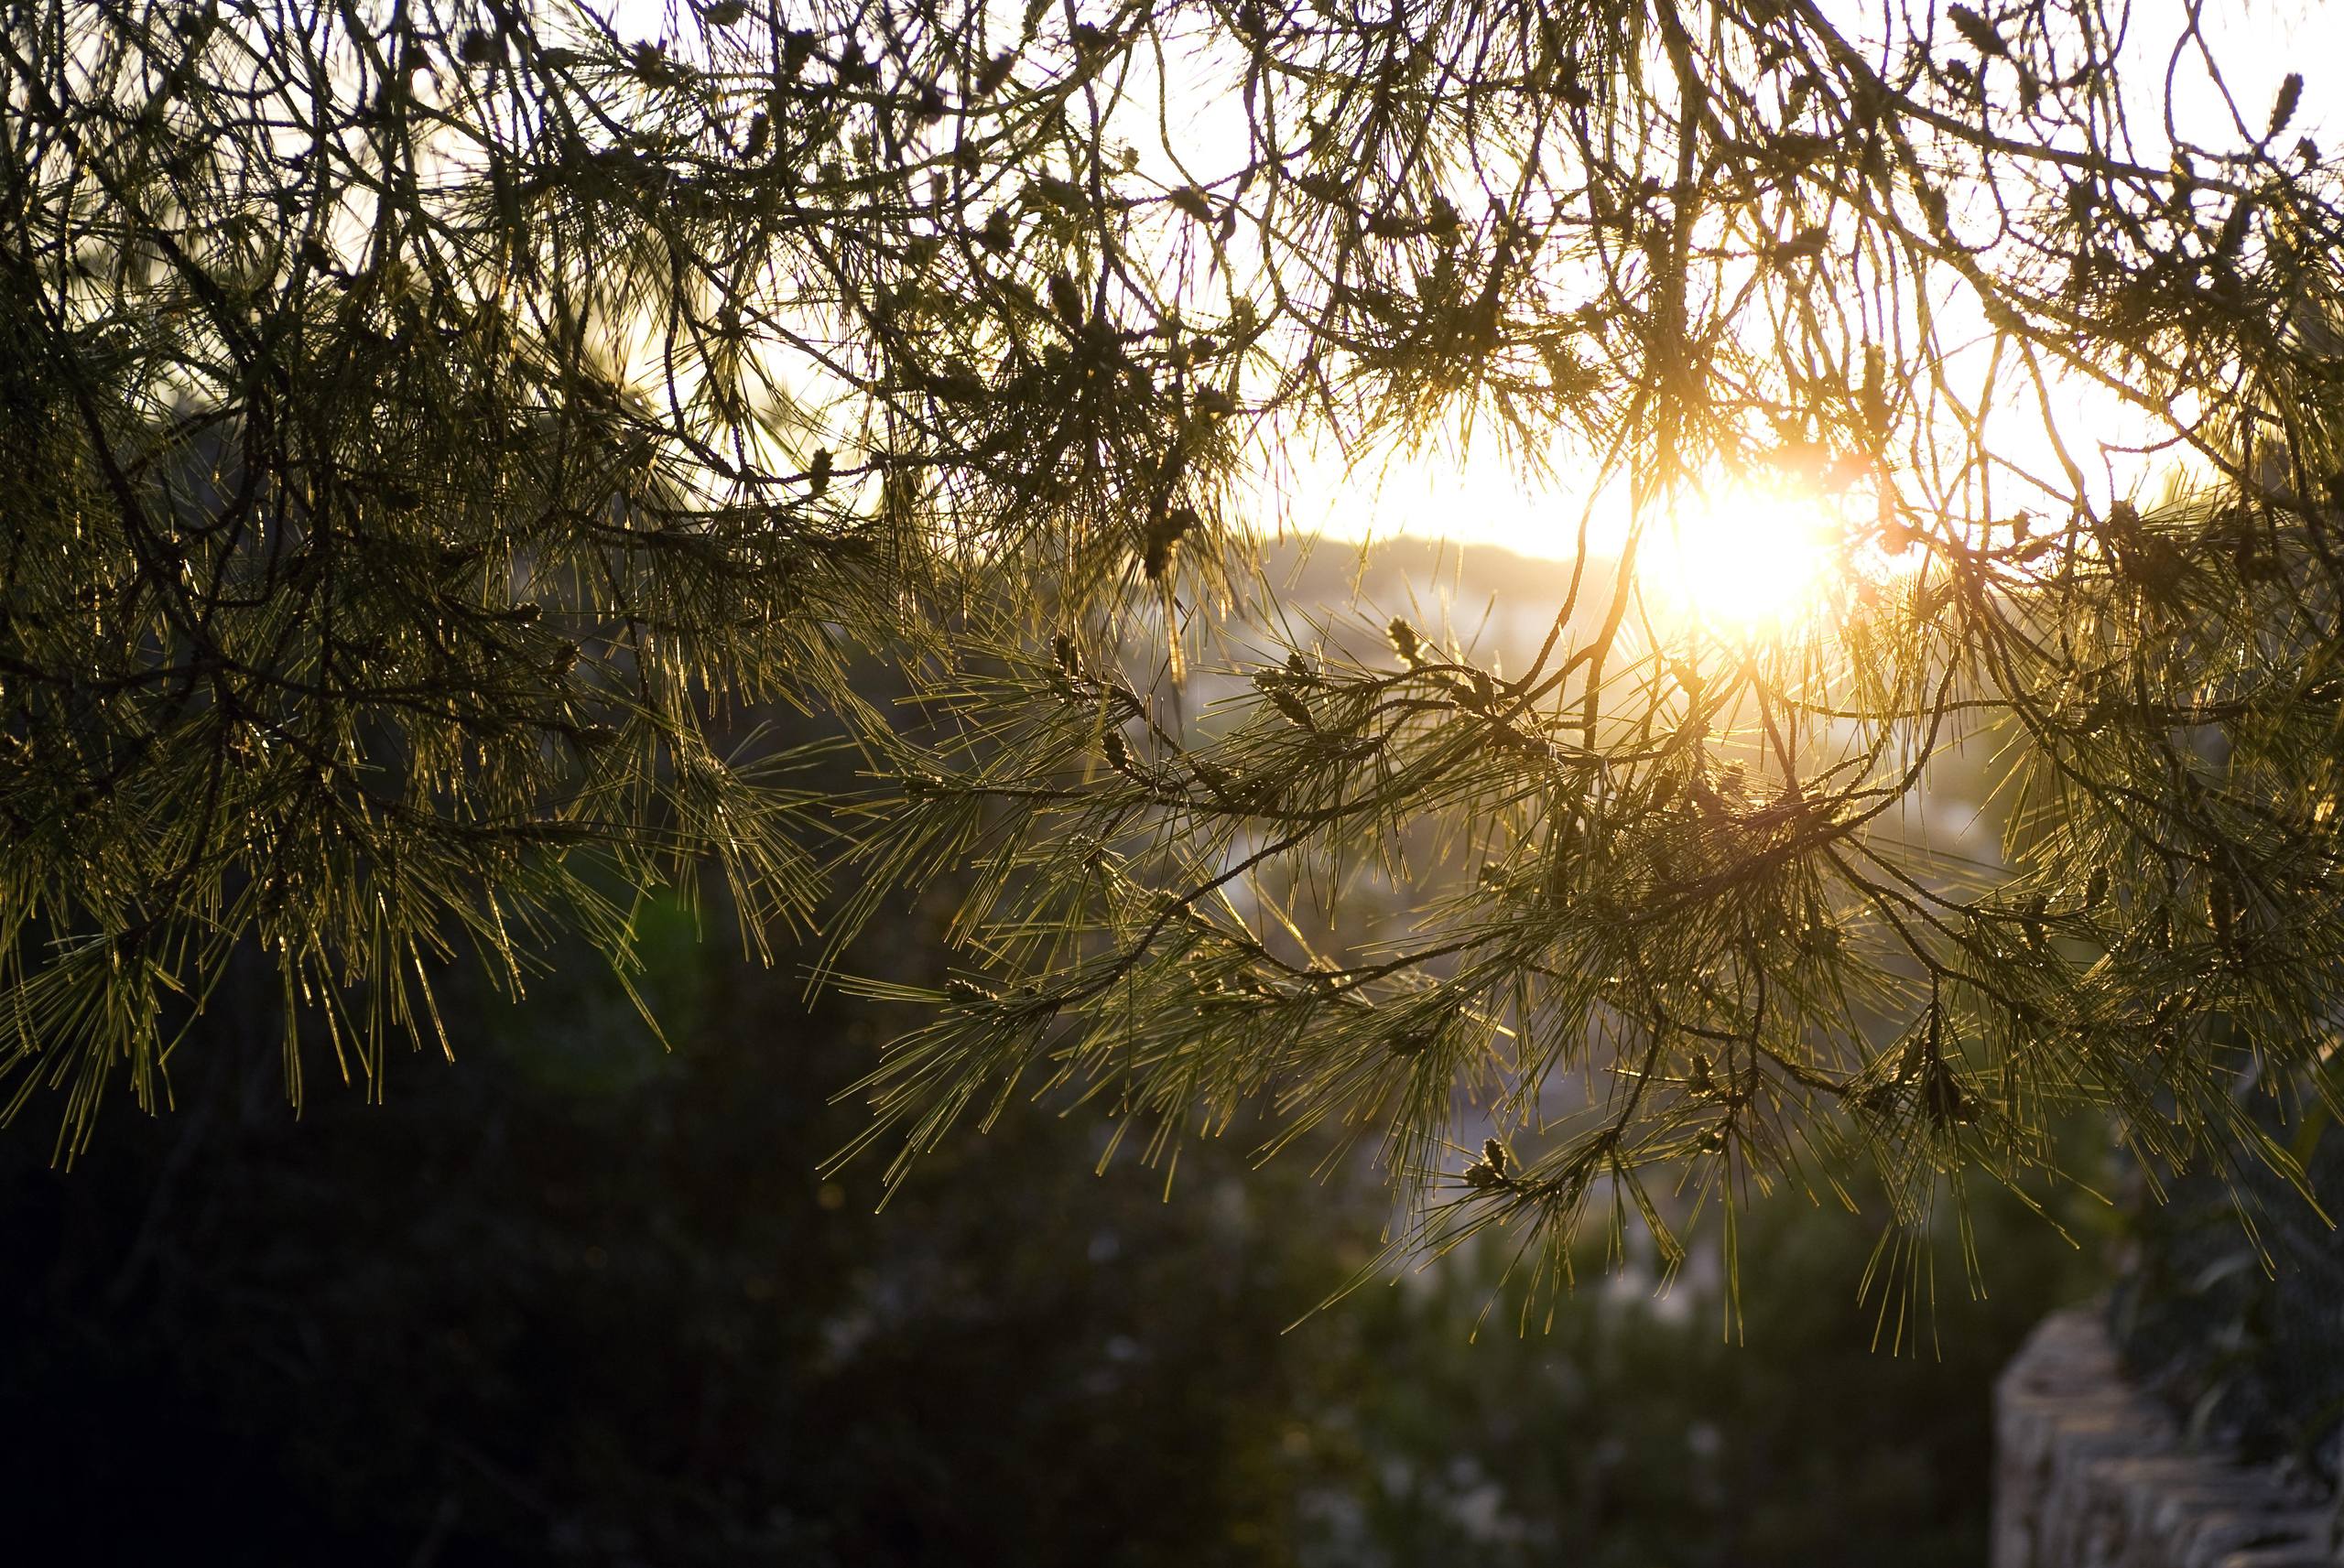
[1387,616,1424,665]
[1266,687,1314,730]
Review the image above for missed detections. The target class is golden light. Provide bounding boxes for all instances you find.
[1644,476,1844,634]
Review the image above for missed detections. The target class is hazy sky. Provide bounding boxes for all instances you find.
[588,1,2344,564]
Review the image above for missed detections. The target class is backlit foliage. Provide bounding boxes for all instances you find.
[6,0,2344,1309]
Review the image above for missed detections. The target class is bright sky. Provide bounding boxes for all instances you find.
[1276,0,2344,557]
[1264,1,2344,647]
[587,0,2344,633]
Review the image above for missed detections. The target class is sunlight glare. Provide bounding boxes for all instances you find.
[1647,480,1840,634]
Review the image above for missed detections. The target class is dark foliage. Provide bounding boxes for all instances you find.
[0,899,2107,1564]
[2113,1104,2344,1494]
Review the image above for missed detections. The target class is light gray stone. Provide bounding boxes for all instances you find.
[1993,1307,2340,1568]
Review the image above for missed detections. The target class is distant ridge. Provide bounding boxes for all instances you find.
[1223,534,1613,673]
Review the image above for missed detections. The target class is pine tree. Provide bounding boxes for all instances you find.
[6,1,2342,1308]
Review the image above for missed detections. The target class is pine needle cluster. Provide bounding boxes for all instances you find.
[7,1,2344,1307]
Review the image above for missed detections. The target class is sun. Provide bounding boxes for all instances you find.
[1645,477,1843,633]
